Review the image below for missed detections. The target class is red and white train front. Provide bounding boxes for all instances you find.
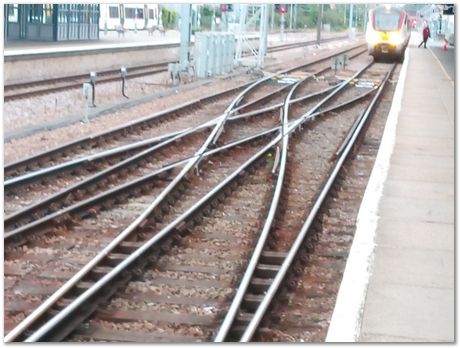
[366,5,411,60]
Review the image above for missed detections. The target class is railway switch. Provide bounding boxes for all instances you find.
[82,82,91,123]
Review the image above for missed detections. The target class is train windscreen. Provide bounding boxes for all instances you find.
[374,10,401,31]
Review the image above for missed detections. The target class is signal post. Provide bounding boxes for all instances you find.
[275,4,287,41]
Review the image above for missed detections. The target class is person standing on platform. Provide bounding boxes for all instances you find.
[418,23,431,48]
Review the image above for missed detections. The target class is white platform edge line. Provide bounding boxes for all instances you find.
[325,50,410,342]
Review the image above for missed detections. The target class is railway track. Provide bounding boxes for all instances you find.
[4,46,367,230]
[253,64,400,342]
[215,62,395,342]
[5,46,365,182]
[4,61,171,102]
[4,36,350,102]
[5,43,365,179]
[4,62,286,341]
[5,56,398,342]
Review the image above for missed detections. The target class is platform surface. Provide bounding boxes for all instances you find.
[326,32,455,342]
[359,35,454,342]
[3,29,347,57]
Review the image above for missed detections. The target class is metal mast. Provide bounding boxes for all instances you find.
[258,4,269,67]
[179,3,192,70]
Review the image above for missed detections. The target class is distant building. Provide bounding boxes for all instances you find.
[4,4,99,41]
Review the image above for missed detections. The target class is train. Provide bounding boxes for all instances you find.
[365,5,411,61]
[99,3,160,31]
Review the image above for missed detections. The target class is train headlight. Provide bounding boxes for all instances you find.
[389,32,404,45]
[366,31,381,45]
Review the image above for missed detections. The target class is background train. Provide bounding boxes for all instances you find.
[100,3,160,31]
[365,5,411,61]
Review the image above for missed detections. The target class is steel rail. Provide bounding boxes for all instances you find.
[1,97,279,226]
[4,75,353,188]
[5,79,288,186]
[7,70,287,185]
[6,37,306,93]
[239,64,395,342]
[4,83,330,188]
[5,82,377,242]
[231,46,366,116]
[5,64,372,232]
[6,71,376,237]
[214,70,302,343]
[20,129,283,343]
[5,85,378,241]
[4,118,212,226]
[265,35,350,53]
[5,69,275,342]
[8,36,337,101]
[4,67,169,102]
[4,79,326,187]
[6,60,375,342]
[5,69,281,228]
[4,81,253,171]
[4,126,278,241]
[5,43,365,173]
[231,83,294,114]
[4,129,184,187]
[9,42,362,187]
[5,61,175,90]
[4,35,351,98]
[214,60,374,342]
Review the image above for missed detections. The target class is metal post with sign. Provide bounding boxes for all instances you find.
[120,67,128,98]
[89,72,97,107]
[82,83,91,123]
[280,12,285,41]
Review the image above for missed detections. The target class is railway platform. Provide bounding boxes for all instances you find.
[327,32,455,342]
[4,29,353,86]
[3,30,343,56]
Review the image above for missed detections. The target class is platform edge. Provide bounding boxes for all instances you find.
[325,50,410,342]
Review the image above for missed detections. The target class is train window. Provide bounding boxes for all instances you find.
[74,5,78,23]
[82,4,89,24]
[374,10,401,31]
[28,4,43,23]
[8,4,18,23]
[69,7,73,23]
[57,5,65,23]
[125,8,135,19]
[109,6,119,19]
[89,4,96,24]
[73,5,78,23]
[137,8,144,19]
[96,5,100,23]
[90,4,94,24]
[149,9,154,19]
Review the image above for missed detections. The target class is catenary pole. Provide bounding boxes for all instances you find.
[316,4,323,44]
[258,4,269,67]
[179,4,191,70]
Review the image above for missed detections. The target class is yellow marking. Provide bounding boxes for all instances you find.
[428,46,454,87]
